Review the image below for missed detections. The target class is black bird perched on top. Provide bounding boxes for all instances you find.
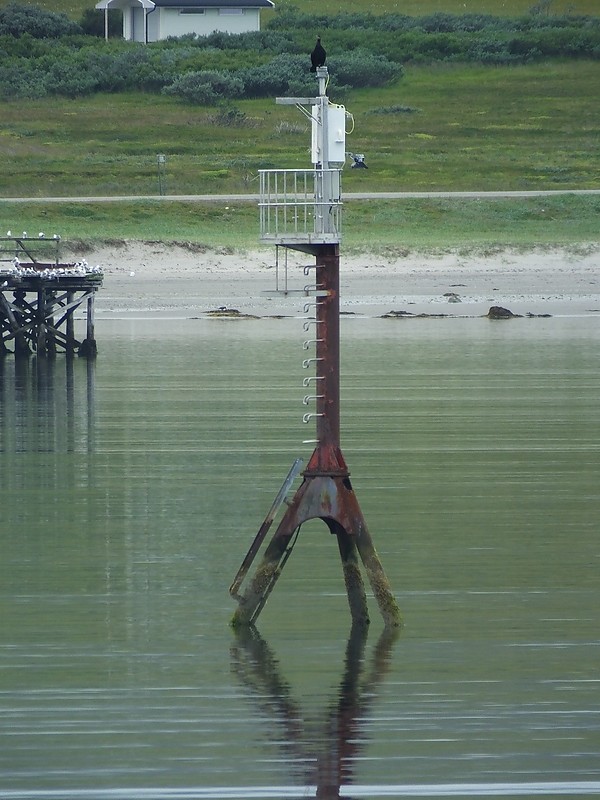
[310,37,326,72]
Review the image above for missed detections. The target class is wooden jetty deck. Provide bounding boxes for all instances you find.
[0,236,103,358]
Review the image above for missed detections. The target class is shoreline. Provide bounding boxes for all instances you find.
[76,241,600,320]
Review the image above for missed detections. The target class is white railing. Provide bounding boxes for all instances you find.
[259,169,342,244]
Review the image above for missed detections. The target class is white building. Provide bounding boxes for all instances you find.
[95,0,274,43]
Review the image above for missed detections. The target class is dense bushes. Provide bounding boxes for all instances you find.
[163,50,401,102]
[0,40,181,97]
[235,54,309,97]
[0,32,401,100]
[329,50,402,88]
[0,1,81,37]
[268,8,600,35]
[269,8,600,64]
[0,2,598,101]
[163,69,245,104]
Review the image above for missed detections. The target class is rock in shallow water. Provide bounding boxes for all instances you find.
[486,305,521,319]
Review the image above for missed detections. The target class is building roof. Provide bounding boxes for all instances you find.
[96,0,274,8]
[155,0,274,5]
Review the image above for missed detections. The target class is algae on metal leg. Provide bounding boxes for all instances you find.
[341,559,370,627]
[357,544,403,629]
[230,558,280,627]
[367,568,403,629]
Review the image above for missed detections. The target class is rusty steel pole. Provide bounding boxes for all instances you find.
[232,242,402,630]
[305,243,348,477]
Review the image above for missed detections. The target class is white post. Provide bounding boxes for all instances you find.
[315,67,331,236]
[317,67,329,167]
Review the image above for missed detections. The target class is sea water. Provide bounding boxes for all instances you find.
[1,315,599,799]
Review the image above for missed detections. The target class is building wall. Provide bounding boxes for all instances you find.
[122,6,150,41]
[132,6,146,40]
[153,7,260,40]
[147,9,160,40]
[120,4,262,42]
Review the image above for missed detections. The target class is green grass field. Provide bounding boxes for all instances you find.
[1,0,599,247]
[1,194,598,250]
[2,61,599,198]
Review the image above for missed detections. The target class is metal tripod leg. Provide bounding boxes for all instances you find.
[353,528,402,629]
[231,472,402,629]
[333,524,370,627]
[231,517,300,628]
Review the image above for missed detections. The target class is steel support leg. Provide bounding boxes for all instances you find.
[231,474,401,629]
[334,524,370,627]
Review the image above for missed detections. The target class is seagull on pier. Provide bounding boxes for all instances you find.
[310,37,326,72]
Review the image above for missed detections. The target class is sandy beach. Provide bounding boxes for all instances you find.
[75,240,600,320]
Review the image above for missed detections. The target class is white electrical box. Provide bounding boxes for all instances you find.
[311,102,347,167]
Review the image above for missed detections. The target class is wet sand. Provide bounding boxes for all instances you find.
[76,241,600,319]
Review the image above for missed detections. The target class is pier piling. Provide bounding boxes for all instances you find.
[0,237,103,358]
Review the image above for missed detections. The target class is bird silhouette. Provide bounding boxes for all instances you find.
[310,37,326,72]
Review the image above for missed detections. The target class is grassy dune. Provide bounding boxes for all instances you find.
[1,194,598,250]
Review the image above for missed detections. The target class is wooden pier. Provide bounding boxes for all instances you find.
[0,236,103,358]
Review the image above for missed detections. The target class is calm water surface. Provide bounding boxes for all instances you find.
[1,315,599,799]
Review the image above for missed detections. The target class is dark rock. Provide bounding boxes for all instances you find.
[382,310,414,318]
[486,306,522,319]
[381,310,450,319]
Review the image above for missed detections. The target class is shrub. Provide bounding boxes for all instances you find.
[0,2,81,38]
[468,39,521,64]
[236,51,400,98]
[197,29,299,55]
[0,59,47,98]
[328,51,402,87]
[163,70,245,104]
[0,30,47,58]
[43,55,99,97]
[236,53,306,97]
[119,47,181,91]
[210,106,254,127]
[370,105,420,115]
